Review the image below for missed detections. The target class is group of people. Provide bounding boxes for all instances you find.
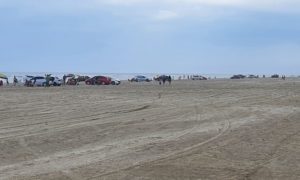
[0,76,24,86]
[62,74,78,85]
[157,75,172,85]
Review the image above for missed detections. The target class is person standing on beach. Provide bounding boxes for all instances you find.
[0,80,3,86]
[13,76,18,86]
[45,74,51,87]
[63,75,66,85]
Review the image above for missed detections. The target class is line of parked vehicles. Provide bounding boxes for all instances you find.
[22,74,210,87]
[230,74,285,79]
[1,72,291,87]
[23,74,121,87]
[22,74,171,87]
[21,75,137,87]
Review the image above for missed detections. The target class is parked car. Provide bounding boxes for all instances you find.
[271,74,279,78]
[31,76,46,86]
[190,75,207,80]
[77,75,90,82]
[230,74,246,79]
[85,76,111,85]
[111,78,121,85]
[248,75,259,78]
[30,76,62,86]
[130,75,151,82]
[49,77,62,86]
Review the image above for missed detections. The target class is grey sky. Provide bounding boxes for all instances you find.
[0,0,300,74]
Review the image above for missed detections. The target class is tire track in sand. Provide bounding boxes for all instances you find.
[87,106,231,179]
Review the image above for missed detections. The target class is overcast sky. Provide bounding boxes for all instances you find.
[0,0,300,74]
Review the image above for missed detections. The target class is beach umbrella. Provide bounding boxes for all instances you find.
[0,73,8,79]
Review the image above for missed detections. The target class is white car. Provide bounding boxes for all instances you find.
[111,78,121,85]
[130,75,151,82]
[49,77,62,86]
[31,76,62,86]
[31,76,46,86]
[190,75,207,80]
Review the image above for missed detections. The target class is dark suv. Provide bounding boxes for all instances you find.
[230,74,246,79]
[85,76,112,85]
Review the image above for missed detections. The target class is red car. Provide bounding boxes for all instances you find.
[85,76,111,85]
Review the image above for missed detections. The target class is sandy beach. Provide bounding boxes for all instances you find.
[0,78,299,180]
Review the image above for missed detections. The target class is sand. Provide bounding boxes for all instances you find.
[0,78,299,180]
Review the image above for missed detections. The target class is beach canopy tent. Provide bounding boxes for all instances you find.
[0,73,8,86]
[0,73,8,79]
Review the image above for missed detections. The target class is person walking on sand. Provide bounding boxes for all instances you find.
[0,80,3,87]
[168,75,172,85]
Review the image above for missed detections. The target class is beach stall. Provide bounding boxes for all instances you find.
[0,73,8,86]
